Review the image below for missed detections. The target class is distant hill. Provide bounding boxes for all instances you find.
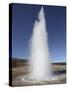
[52,62,66,65]
[10,58,28,68]
[10,58,66,68]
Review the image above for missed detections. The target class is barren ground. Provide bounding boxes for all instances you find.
[9,59,66,87]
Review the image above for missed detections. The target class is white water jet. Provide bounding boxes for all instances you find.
[28,6,52,81]
[21,6,65,83]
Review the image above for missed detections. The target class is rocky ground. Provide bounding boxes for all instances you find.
[9,59,66,87]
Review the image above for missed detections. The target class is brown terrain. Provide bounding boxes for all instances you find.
[9,58,66,87]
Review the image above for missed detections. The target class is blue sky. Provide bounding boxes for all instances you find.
[12,3,66,62]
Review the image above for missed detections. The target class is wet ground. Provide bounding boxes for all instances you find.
[9,60,66,87]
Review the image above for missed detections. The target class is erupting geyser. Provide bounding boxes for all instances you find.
[28,6,52,81]
[21,6,65,83]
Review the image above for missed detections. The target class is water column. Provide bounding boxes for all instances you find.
[29,6,52,81]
